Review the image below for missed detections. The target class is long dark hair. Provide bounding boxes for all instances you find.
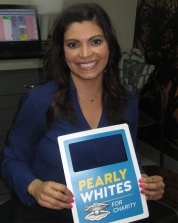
[43,3,128,126]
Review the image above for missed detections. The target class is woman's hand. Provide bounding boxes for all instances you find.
[28,179,74,210]
[139,175,165,200]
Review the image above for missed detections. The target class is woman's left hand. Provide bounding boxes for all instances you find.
[139,175,165,200]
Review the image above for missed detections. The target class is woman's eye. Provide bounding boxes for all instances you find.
[91,39,102,45]
[67,42,78,48]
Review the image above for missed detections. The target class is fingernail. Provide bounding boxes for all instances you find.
[70,198,74,203]
[69,204,73,209]
[140,189,145,194]
[139,183,144,188]
[139,179,143,182]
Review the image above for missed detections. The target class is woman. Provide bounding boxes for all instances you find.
[1,3,164,222]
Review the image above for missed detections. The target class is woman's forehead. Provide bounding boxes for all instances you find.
[64,21,104,39]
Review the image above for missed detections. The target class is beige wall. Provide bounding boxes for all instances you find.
[0,0,30,4]
[0,0,137,69]
[64,0,137,52]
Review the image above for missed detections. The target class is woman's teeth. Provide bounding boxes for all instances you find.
[80,62,96,69]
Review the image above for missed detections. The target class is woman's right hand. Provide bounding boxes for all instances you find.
[28,179,74,210]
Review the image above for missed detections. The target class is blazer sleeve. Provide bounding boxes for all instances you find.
[1,89,48,207]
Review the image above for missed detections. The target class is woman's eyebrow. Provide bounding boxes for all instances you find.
[88,34,104,40]
[65,34,104,43]
[64,39,79,44]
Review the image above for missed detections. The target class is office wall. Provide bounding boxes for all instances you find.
[29,0,137,51]
[64,0,137,52]
[0,0,30,4]
[0,0,137,69]
[0,0,137,52]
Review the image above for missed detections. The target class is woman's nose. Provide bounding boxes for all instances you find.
[79,44,92,58]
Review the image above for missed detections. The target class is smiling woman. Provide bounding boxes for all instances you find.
[0,2,164,223]
[63,20,110,129]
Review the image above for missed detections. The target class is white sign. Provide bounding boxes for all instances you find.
[58,124,149,223]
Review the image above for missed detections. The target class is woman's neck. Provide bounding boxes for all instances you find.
[72,76,103,102]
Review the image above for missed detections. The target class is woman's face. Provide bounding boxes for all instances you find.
[64,21,109,81]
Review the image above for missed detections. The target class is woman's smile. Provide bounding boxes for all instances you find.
[78,61,98,70]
